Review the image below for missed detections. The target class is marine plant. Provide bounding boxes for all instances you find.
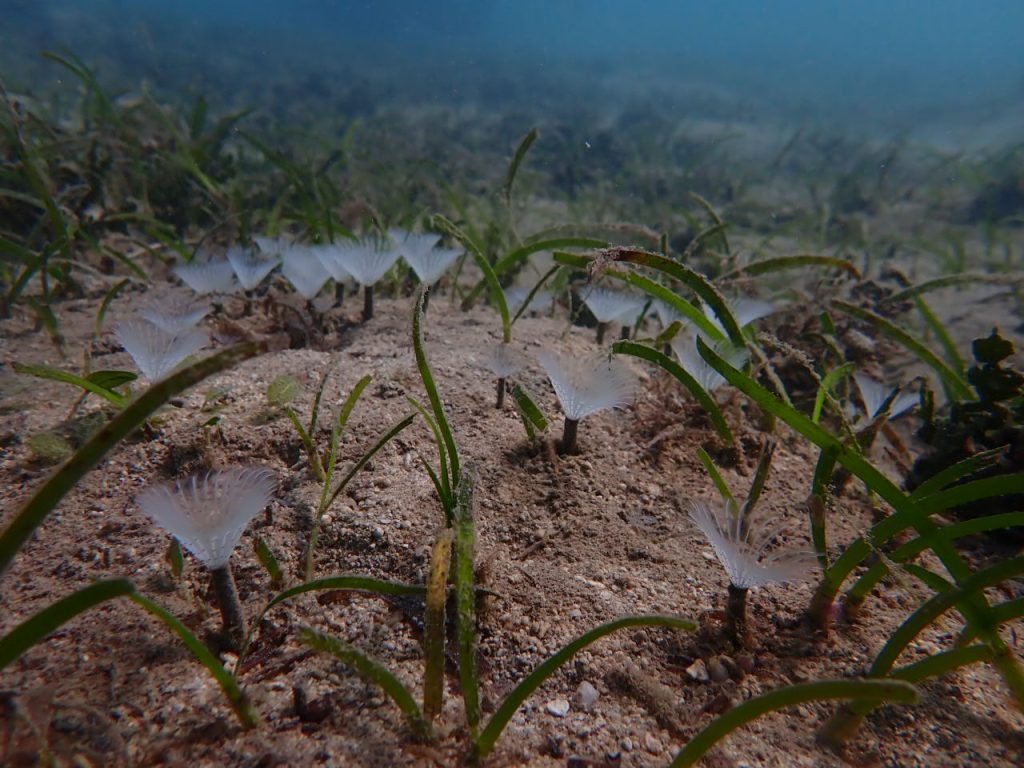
[4,42,1024,765]
[695,335,1024,720]
[299,376,415,580]
[265,370,333,482]
[556,241,1024,752]
[905,329,1024,530]
[136,467,277,650]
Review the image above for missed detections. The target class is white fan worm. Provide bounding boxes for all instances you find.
[671,334,748,392]
[116,320,208,380]
[538,349,637,453]
[137,467,277,649]
[227,245,279,290]
[853,372,918,420]
[479,343,528,408]
[173,258,239,295]
[688,499,815,644]
[580,286,645,343]
[138,294,211,334]
[280,245,331,300]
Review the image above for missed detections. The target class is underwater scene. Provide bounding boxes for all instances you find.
[2,1,1024,766]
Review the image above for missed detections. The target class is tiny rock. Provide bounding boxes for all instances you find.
[686,658,710,682]
[545,698,571,718]
[644,732,664,754]
[576,681,600,711]
[707,656,730,683]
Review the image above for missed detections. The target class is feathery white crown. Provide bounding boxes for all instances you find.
[703,297,774,333]
[227,245,279,290]
[580,287,644,324]
[254,235,288,258]
[173,258,239,295]
[671,334,748,392]
[138,294,210,334]
[137,467,276,569]
[538,349,637,421]
[479,343,527,379]
[281,245,331,299]
[505,287,551,315]
[403,245,460,286]
[331,240,401,287]
[388,228,440,261]
[853,372,918,420]
[312,244,352,282]
[116,320,208,380]
[688,500,816,589]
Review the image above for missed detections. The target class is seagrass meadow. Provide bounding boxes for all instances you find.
[2,2,1024,767]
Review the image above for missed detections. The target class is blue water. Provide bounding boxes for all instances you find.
[6,1,1024,139]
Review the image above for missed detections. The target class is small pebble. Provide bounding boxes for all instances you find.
[707,656,730,683]
[621,737,634,752]
[719,654,744,680]
[686,658,710,682]
[577,681,600,711]
[546,698,570,718]
[644,732,663,754]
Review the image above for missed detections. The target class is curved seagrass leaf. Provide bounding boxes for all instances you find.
[720,254,861,281]
[240,575,427,665]
[129,592,258,728]
[831,300,971,399]
[431,214,511,342]
[413,287,461,488]
[614,340,734,447]
[0,579,134,671]
[881,273,1024,304]
[669,679,917,767]
[553,250,729,342]
[473,615,696,761]
[299,626,430,740]
[12,362,128,408]
[462,237,607,309]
